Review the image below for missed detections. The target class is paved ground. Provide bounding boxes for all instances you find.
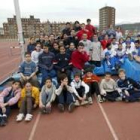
[0,40,140,140]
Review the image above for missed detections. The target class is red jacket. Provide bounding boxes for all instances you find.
[100,39,111,50]
[76,29,91,41]
[71,50,89,70]
[83,74,100,83]
[85,24,96,39]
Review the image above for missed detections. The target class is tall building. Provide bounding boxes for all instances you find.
[3,15,41,38]
[99,6,115,31]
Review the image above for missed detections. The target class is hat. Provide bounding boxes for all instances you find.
[105,52,111,56]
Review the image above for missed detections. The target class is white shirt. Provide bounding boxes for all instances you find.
[31,49,43,64]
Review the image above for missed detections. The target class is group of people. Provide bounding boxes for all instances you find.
[0,19,140,127]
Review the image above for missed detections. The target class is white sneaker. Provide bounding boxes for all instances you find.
[25,114,33,122]
[74,100,80,106]
[16,113,24,122]
[97,95,103,103]
[88,97,93,105]
[81,100,89,106]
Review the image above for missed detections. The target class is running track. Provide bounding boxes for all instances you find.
[0,40,140,140]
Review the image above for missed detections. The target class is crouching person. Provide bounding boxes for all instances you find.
[55,74,75,113]
[39,77,56,114]
[117,69,140,102]
[0,80,22,126]
[71,73,89,106]
[100,72,121,102]
[16,81,39,122]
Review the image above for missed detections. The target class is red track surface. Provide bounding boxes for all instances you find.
[0,40,140,140]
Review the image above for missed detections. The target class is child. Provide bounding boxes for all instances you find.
[83,68,103,103]
[114,43,126,70]
[100,72,121,102]
[31,42,43,65]
[16,81,39,122]
[117,69,140,102]
[54,46,72,81]
[55,74,75,113]
[66,42,76,57]
[19,52,39,87]
[71,42,89,75]
[103,43,116,70]
[39,77,56,114]
[71,73,89,106]
[0,80,21,126]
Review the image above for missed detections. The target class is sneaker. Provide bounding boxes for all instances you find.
[68,103,75,113]
[25,114,33,122]
[0,115,7,126]
[40,108,47,114]
[81,100,89,106]
[115,97,122,101]
[58,104,65,112]
[97,95,103,103]
[88,97,93,105]
[74,100,80,106]
[16,113,24,122]
[46,107,51,114]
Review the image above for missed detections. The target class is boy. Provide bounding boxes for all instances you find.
[71,42,89,75]
[117,69,140,102]
[16,81,39,122]
[100,72,121,102]
[0,80,21,126]
[19,52,39,87]
[38,44,56,87]
[83,68,103,103]
[39,77,56,114]
[55,74,75,113]
[103,43,116,70]
[71,73,89,106]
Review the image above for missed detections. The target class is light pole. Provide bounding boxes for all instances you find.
[13,0,25,61]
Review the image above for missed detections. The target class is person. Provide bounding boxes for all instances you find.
[19,52,39,87]
[133,40,140,62]
[103,43,116,70]
[80,33,92,55]
[100,34,111,50]
[71,73,89,106]
[106,24,116,38]
[27,37,36,53]
[83,68,102,103]
[100,72,121,102]
[54,46,72,81]
[38,44,56,87]
[116,69,140,102]
[66,42,76,57]
[62,22,71,36]
[116,27,123,42]
[31,42,43,64]
[76,23,91,41]
[73,21,81,33]
[85,19,96,40]
[55,74,75,113]
[90,35,103,67]
[50,42,60,56]
[0,80,22,126]
[16,81,39,122]
[39,77,56,114]
[71,42,89,75]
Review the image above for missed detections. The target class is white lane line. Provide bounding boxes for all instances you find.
[97,102,119,140]
[28,113,41,140]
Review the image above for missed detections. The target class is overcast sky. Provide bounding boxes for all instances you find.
[0,0,140,27]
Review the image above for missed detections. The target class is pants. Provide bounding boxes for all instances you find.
[40,68,56,87]
[41,93,52,105]
[125,90,140,102]
[73,87,86,100]
[0,96,18,116]
[57,90,74,105]
[89,61,101,67]
[21,75,39,87]
[19,96,34,114]
[87,82,100,97]
[103,91,120,102]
